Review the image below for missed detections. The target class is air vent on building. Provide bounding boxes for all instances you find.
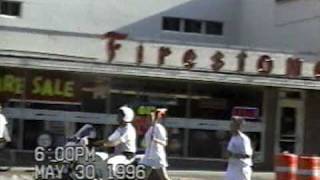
[0,1,21,17]
[205,21,223,35]
[184,19,202,33]
[162,16,224,36]
[162,17,181,31]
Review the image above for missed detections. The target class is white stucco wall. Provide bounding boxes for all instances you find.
[1,0,320,59]
[0,0,240,45]
[238,0,320,55]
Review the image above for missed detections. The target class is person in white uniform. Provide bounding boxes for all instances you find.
[225,116,253,180]
[0,105,11,171]
[140,108,171,180]
[92,106,137,177]
[0,105,10,144]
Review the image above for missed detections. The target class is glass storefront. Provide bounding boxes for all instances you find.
[0,67,265,163]
[187,83,263,159]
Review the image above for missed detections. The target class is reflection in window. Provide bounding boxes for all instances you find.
[190,84,263,120]
[111,78,188,118]
[167,128,184,157]
[110,94,137,113]
[23,120,44,150]
[280,108,296,135]
[189,130,230,158]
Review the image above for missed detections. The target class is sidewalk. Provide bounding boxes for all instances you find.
[169,170,275,180]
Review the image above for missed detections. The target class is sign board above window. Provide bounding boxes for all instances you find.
[232,106,260,120]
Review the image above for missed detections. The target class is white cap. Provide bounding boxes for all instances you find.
[157,108,167,114]
[119,106,135,123]
[156,108,168,113]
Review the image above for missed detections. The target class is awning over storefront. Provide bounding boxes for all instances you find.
[1,54,320,90]
[3,107,263,132]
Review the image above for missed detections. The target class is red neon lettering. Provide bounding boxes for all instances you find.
[211,51,225,71]
[136,44,144,65]
[102,31,127,63]
[237,51,247,72]
[158,47,171,66]
[286,58,302,78]
[314,61,320,79]
[257,55,273,74]
[182,49,197,69]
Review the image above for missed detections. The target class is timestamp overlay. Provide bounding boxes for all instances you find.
[34,146,146,179]
[106,164,146,180]
[34,146,96,179]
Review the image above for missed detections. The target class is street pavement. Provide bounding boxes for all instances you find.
[0,168,275,180]
[169,170,274,180]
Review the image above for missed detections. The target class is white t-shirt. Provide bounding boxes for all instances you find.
[108,123,137,154]
[140,123,168,168]
[0,114,10,142]
[227,132,253,167]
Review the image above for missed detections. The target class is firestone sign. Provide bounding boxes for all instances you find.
[101,32,320,79]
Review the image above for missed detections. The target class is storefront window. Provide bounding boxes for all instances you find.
[247,132,261,152]
[167,128,185,157]
[188,130,262,159]
[23,120,45,150]
[79,75,110,113]
[110,78,188,154]
[190,83,263,120]
[186,83,264,159]
[110,94,138,113]
[189,130,230,158]
[110,78,188,117]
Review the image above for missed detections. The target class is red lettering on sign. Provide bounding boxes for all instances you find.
[237,51,247,72]
[314,61,320,79]
[257,55,273,74]
[182,49,197,69]
[102,32,128,63]
[211,51,225,71]
[158,47,171,66]
[136,44,144,65]
[286,58,302,78]
[232,107,259,120]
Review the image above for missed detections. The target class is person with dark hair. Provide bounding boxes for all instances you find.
[225,116,253,180]
[140,108,171,180]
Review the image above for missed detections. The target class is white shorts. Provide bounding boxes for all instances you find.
[225,165,252,180]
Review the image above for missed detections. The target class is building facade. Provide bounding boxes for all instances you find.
[0,0,320,170]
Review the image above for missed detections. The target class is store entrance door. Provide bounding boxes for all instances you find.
[275,91,305,154]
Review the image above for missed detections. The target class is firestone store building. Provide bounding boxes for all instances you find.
[1,34,320,170]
